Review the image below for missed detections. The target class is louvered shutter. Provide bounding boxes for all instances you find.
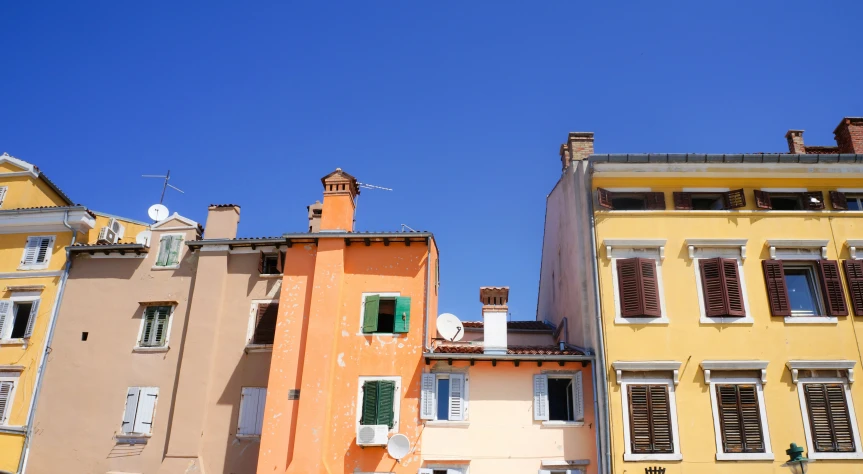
[817,260,848,316]
[393,296,411,333]
[376,381,396,428]
[152,306,170,346]
[804,191,825,210]
[617,258,642,317]
[533,374,549,421]
[831,191,848,210]
[277,250,286,273]
[140,307,156,346]
[23,299,39,338]
[0,300,12,338]
[0,187,7,207]
[646,192,666,210]
[362,295,380,333]
[572,371,584,421]
[639,258,662,317]
[673,192,692,210]
[156,236,172,266]
[754,190,772,209]
[597,188,613,209]
[361,381,378,425]
[723,259,746,316]
[22,237,39,266]
[738,385,764,452]
[0,381,12,424]
[700,258,727,317]
[448,373,465,421]
[805,383,856,452]
[133,387,158,434]
[35,237,52,264]
[726,189,746,209]
[420,373,436,420]
[648,385,674,453]
[252,303,278,344]
[843,260,863,316]
[716,384,764,453]
[762,260,791,316]
[257,251,265,274]
[629,385,674,454]
[121,388,141,433]
[628,385,652,453]
[168,237,183,265]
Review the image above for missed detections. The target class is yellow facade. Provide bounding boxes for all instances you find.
[595,171,863,473]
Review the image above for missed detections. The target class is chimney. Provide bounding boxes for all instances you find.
[479,286,509,355]
[204,204,241,239]
[785,130,806,154]
[319,168,359,232]
[307,201,323,233]
[560,132,594,171]
[834,117,863,154]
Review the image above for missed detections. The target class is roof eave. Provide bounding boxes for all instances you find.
[423,352,593,363]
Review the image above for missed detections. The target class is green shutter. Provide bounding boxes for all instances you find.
[156,236,172,266]
[362,295,380,333]
[376,381,396,428]
[361,381,379,425]
[140,307,156,344]
[393,297,411,333]
[168,237,183,265]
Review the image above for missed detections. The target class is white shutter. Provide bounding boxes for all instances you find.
[538,471,552,474]
[133,387,158,434]
[446,470,461,474]
[121,388,141,433]
[448,373,465,421]
[238,387,266,435]
[0,186,8,207]
[417,469,433,474]
[255,388,267,435]
[35,237,53,264]
[420,373,436,420]
[572,371,584,422]
[21,237,39,266]
[534,374,549,421]
[0,300,12,338]
[23,299,39,338]
[0,381,13,423]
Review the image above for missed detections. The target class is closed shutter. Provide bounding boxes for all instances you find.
[628,385,652,453]
[0,381,13,424]
[572,371,584,422]
[252,303,278,344]
[254,388,266,435]
[35,237,52,264]
[646,192,666,210]
[121,388,141,433]
[817,260,848,316]
[362,295,380,333]
[804,191,825,210]
[754,190,772,209]
[448,373,465,421]
[597,188,613,209]
[628,384,674,454]
[831,191,848,210]
[762,260,791,316]
[716,384,764,453]
[156,236,172,266]
[533,374,549,421]
[0,300,12,338]
[22,237,40,266]
[393,296,411,333]
[0,186,7,207]
[152,306,170,346]
[276,250,287,273]
[133,387,158,434]
[376,381,396,428]
[168,237,183,265]
[700,258,745,318]
[673,192,692,210]
[725,189,746,209]
[23,299,40,338]
[360,381,378,425]
[238,387,266,435]
[140,307,156,346]
[843,260,863,316]
[420,373,436,420]
[805,383,856,452]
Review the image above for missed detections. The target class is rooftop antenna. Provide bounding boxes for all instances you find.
[401,224,417,232]
[142,170,185,204]
[354,181,392,230]
[142,170,185,222]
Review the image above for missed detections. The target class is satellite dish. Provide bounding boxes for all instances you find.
[135,230,152,246]
[437,313,464,342]
[386,433,410,460]
[148,204,169,222]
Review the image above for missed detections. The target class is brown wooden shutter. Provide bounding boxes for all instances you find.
[628,385,652,453]
[617,258,643,317]
[597,188,613,209]
[629,385,674,454]
[673,192,692,210]
[754,190,772,209]
[804,191,825,210]
[723,259,746,317]
[648,385,674,453]
[716,384,765,454]
[276,250,286,273]
[843,260,863,316]
[762,260,790,316]
[257,251,265,274]
[252,303,279,344]
[831,191,848,210]
[700,258,727,317]
[639,258,662,317]
[725,189,746,209]
[817,260,848,316]
[646,192,666,210]
[805,383,856,452]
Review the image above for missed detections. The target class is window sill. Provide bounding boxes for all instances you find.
[115,434,150,444]
[259,274,283,279]
[357,332,407,337]
[700,316,754,325]
[541,421,585,428]
[245,344,273,353]
[808,451,863,460]
[133,346,169,353]
[0,425,26,434]
[423,421,470,428]
[151,265,180,271]
[716,452,774,461]
[784,316,838,324]
[614,317,670,325]
[0,339,26,346]
[623,453,682,462]
[17,266,49,271]
[235,434,262,441]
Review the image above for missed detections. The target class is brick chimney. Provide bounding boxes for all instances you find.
[785,130,806,154]
[319,168,359,232]
[307,201,322,233]
[560,132,595,171]
[479,287,508,355]
[204,204,240,239]
[834,117,863,154]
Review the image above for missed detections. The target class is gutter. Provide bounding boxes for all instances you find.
[68,244,149,253]
[423,241,431,352]
[185,232,435,248]
[0,206,89,216]
[423,352,594,363]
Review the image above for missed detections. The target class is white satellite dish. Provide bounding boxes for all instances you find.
[135,230,152,246]
[148,204,169,222]
[386,433,410,460]
[437,313,464,342]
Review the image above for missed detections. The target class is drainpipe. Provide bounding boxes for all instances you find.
[423,237,432,352]
[18,211,77,474]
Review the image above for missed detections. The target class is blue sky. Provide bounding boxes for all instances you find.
[2,2,862,322]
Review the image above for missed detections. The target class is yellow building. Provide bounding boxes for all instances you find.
[0,152,147,473]
[539,117,863,473]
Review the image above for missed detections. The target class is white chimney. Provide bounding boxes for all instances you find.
[480,287,509,355]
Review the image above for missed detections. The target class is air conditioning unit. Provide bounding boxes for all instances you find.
[108,218,125,240]
[356,425,388,446]
[98,226,118,244]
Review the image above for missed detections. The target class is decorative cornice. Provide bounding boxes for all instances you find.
[603,239,667,261]
[685,239,748,260]
[701,360,769,384]
[766,239,829,260]
[612,361,682,385]
[787,360,856,384]
[847,240,863,260]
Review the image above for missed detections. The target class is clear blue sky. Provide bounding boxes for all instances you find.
[2,2,862,322]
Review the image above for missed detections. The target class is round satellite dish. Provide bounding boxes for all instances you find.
[135,230,152,246]
[437,313,464,342]
[148,204,169,222]
[386,433,410,460]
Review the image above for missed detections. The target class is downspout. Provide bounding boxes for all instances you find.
[423,237,432,352]
[18,211,77,474]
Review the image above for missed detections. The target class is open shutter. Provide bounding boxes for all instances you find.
[35,237,52,264]
[23,299,40,338]
[572,371,585,421]
[646,192,666,210]
[140,307,156,345]
[393,296,411,333]
[22,237,39,266]
[0,187,7,207]
[817,260,848,316]
[762,260,790,316]
[360,381,378,425]
[628,385,652,453]
[843,260,863,316]
[639,258,662,317]
[617,258,643,317]
[700,258,727,317]
[276,250,286,273]
[258,251,265,274]
[648,385,674,453]
[723,259,746,317]
[673,192,692,210]
[169,237,183,265]
[420,373,436,420]
[238,387,263,435]
[0,300,12,338]
[831,191,848,210]
[121,388,141,433]
[804,191,825,210]
[533,374,549,421]
[252,303,278,344]
[448,373,465,421]
[254,388,267,435]
[754,190,772,209]
[157,236,172,266]
[152,306,170,346]
[597,188,613,209]
[0,381,12,424]
[362,295,380,333]
[376,381,396,428]
[726,189,746,209]
[133,387,158,434]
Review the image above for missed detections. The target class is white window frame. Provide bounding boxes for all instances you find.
[0,294,41,342]
[133,305,175,352]
[0,186,8,208]
[419,465,469,474]
[536,371,585,427]
[604,240,669,325]
[707,375,774,461]
[539,470,584,474]
[357,292,400,336]
[18,235,55,270]
[237,386,267,438]
[246,299,278,351]
[687,241,753,325]
[0,372,20,426]
[837,188,863,212]
[796,375,863,459]
[153,233,185,269]
[765,242,837,325]
[620,375,682,462]
[422,369,469,425]
[356,376,401,433]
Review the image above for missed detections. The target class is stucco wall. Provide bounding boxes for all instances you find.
[0,172,69,209]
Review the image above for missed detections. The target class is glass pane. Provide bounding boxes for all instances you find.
[785,268,819,316]
[436,378,450,420]
[848,198,863,210]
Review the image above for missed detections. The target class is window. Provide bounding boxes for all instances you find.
[762,260,848,319]
[597,188,665,211]
[829,191,863,210]
[237,387,266,436]
[755,190,824,210]
[258,251,285,275]
[358,378,400,430]
[615,258,662,318]
[539,470,583,474]
[418,467,468,474]
[19,236,54,270]
[0,299,39,340]
[120,387,158,436]
[155,234,183,267]
[0,186,7,208]
[714,383,767,455]
[698,258,746,319]
[248,301,278,345]
[619,374,681,461]
[0,376,17,425]
[420,373,466,421]
[798,379,863,459]
[674,190,746,210]
[533,373,584,423]
[137,306,171,348]
[362,294,411,334]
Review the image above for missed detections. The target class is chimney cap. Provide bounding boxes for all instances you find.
[785,129,804,138]
[480,286,509,307]
[321,168,360,196]
[835,117,863,134]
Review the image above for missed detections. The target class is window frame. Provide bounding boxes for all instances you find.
[690,243,752,324]
[18,235,55,270]
[620,375,682,462]
[0,294,41,341]
[597,187,665,211]
[609,248,668,325]
[782,262,825,317]
[356,376,401,433]
[118,386,159,438]
[0,372,20,426]
[755,188,824,211]
[153,233,185,269]
[797,376,863,460]
[422,370,469,424]
[762,250,846,325]
[357,292,401,336]
[134,304,174,350]
[708,376,774,461]
[419,465,470,474]
[542,372,585,426]
[246,299,279,350]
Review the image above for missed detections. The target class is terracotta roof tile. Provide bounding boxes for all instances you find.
[462,321,552,331]
[209,204,241,208]
[434,345,584,356]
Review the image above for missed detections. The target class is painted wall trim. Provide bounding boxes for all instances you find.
[685,239,748,260]
[846,240,863,260]
[766,239,829,259]
[602,239,666,260]
[612,361,681,385]
[0,271,63,279]
[700,360,768,384]
[787,360,856,383]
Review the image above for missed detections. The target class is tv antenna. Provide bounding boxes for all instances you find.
[354,181,393,229]
[142,170,185,204]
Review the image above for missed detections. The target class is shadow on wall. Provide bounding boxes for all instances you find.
[106,443,146,459]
